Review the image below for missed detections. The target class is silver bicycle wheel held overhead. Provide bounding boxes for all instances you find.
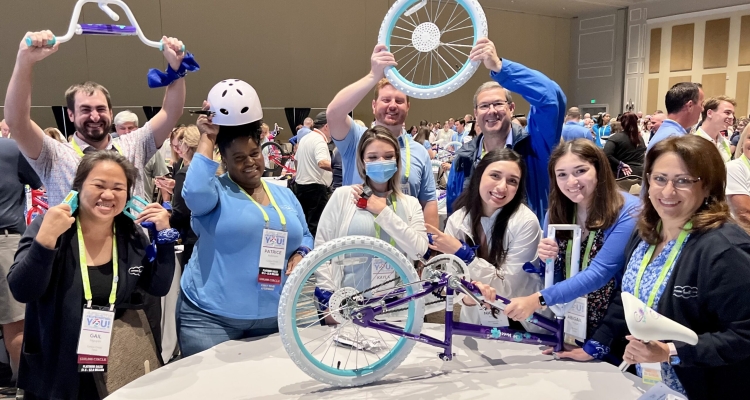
[378,0,488,99]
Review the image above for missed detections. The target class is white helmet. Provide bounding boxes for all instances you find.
[207,79,263,126]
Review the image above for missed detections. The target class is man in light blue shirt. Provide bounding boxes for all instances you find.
[647,82,704,151]
[296,117,314,141]
[451,119,468,143]
[561,107,593,142]
[326,44,438,227]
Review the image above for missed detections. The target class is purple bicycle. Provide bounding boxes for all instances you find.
[278,229,583,387]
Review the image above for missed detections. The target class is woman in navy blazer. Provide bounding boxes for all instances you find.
[7,152,175,400]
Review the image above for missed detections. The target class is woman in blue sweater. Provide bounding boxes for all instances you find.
[504,139,639,338]
[178,81,314,357]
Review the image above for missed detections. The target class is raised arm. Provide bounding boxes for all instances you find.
[146,37,187,146]
[327,44,396,141]
[182,112,221,216]
[4,31,59,160]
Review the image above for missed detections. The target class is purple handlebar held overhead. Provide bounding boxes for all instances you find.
[77,24,137,36]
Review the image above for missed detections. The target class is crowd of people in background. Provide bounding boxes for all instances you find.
[1,27,749,400]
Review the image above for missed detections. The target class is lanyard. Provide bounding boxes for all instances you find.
[741,155,750,171]
[72,137,122,157]
[565,210,598,278]
[230,177,287,230]
[76,219,118,308]
[634,221,692,308]
[402,135,412,179]
[374,194,397,247]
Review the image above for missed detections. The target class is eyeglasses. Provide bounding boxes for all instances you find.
[647,174,701,190]
[476,101,509,111]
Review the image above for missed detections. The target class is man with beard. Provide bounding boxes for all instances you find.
[4,30,187,206]
[326,44,438,227]
[445,38,566,220]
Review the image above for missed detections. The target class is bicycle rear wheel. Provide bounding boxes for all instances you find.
[379,0,487,99]
[261,141,286,177]
[278,236,425,387]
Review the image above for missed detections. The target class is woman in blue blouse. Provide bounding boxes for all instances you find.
[178,81,314,357]
[592,113,611,148]
[505,139,639,339]
[553,136,750,399]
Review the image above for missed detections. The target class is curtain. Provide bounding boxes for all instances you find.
[142,106,162,121]
[51,106,76,138]
[284,107,311,136]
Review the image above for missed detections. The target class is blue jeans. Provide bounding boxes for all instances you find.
[177,290,279,357]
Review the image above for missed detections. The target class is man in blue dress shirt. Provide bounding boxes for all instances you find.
[562,107,593,142]
[647,82,704,151]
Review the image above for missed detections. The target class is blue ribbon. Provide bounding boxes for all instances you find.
[147,52,200,88]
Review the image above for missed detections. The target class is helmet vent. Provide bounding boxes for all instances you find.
[236,89,243,96]
[221,90,227,97]
[240,107,249,114]
[220,108,229,115]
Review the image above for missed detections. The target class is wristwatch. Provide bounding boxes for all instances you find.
[668,343,681,366]
[538,293,547,307]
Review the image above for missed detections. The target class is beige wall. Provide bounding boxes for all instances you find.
[0,0,570,140]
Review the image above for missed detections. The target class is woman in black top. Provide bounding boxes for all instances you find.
[168,125,200,267]
[604,112,645,177]
[8,152,176,400]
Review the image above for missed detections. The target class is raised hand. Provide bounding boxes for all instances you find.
[370,44,398,80]
[161,36,185,71]
[36,203,75,249]
[18,31,59,65]
[469,37,502,73]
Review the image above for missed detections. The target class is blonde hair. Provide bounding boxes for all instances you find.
[170,125,200,165]
[43,127,64,143]
[735,124,750,160]
[355,126,402,196]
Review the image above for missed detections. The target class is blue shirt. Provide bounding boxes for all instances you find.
[297,127,312,141]
[289,135,299,146]
[646,119,688,151]
[422,140,432,150]
[540,193,640,306]
[333,119,437,202]
[592,125,610,147]
[622,236,690,395]
[561,121,593,142]
[452,131,468,143]
[181,153,314,319]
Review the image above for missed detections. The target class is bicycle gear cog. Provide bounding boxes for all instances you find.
[327,287,362,324]
[423,254,471,282]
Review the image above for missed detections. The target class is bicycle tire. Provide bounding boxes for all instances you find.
[260,141,286,176]
[278,235,425,387]
[378,0,487,99]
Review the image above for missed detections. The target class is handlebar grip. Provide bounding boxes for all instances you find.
[25,36,56,47]
[159,41,186,53]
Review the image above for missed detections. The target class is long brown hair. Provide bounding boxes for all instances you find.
[356,126,403,197]
[637,135,730,244]
[548,139,624,237]
[620,112,642,147]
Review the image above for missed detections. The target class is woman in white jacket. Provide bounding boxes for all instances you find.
[426,149,551,333]
[314,126,429,314]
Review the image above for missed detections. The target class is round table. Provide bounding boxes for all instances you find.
[108,324,648,399]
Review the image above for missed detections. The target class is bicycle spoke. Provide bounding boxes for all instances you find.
[391,34,413,41]
[442,44,469,66]
[420,48,429,85]
[441,2,461,34]
[434,0,447,23]
[393,24,414,34]
[407,52,423,82]
[429,51,434,85]
[398,16,417,28]
[442,34,475,45]
[434,49,458,74]
[432,50,448,82]
[304,320,351,348]
[442,23,474,34]
[443,16,471,34]
[442,43,474,48]
[398,49,422,76]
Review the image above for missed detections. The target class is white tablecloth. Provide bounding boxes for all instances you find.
[108,324,648,399]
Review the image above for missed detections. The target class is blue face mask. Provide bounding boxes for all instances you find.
[365,159,398,183]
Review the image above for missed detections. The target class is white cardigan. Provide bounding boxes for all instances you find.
[445,204,552,332]
[314,186,429,294]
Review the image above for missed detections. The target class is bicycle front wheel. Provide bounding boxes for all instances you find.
[379,0,487,99]
[278,236,425,387]
[260,141,286,177]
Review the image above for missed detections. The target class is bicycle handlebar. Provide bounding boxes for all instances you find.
[25,0,184,52]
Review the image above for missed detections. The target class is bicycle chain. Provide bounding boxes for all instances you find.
[346,277,447,316]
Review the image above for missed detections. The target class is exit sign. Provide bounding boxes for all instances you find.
[590,99,596,104]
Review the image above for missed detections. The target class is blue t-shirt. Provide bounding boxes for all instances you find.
[297,127,312,141]
[561,121,593,142]
[646,119,688,152]
[180,153,314,319]
[422,140,431,150]
[333,119,437,202]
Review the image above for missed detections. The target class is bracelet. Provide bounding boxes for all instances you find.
[454,241,476,264]
[147,52,200,88]
[156,228,181,244]
[582,339,610,360]
[295,246,311,258]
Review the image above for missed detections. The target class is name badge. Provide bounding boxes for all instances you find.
[478,305,510,327]
[370,258,396,296]
[564,296,587,345]
[641,362,663,385]
[258,229,288,288]
[77,307,115,373]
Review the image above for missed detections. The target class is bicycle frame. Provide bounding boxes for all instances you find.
[343,270,565,359]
